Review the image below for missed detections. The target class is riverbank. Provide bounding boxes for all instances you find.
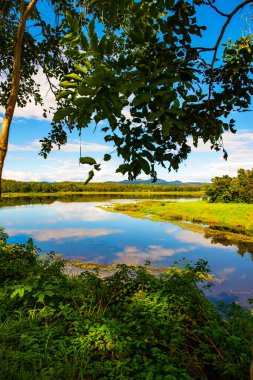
[1,190,204,198]
[102,200,253,241]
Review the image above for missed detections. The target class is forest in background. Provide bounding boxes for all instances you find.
[1,179,204,194]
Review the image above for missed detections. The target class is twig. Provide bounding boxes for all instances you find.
[207,0,229,17]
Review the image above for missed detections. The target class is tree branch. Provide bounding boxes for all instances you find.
[207,0,229,17]
[207,0,253,105]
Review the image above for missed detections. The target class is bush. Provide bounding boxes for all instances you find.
[205,168,253,203]
[0,233,252,379]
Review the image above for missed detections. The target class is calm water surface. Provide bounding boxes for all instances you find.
[1,195,252,306]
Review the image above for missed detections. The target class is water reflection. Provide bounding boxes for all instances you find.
[175,230,234,250]
[0,195,252,306]
[0,193,200,208]
[115,245,195,265]
[7,228,123,242]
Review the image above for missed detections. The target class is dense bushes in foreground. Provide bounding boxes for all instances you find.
[206,169,253,203]
[0,230,252,379]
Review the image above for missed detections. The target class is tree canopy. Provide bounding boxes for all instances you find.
[0,1,253,187]
[41,0,253,182]
[0,0,88,193]
[206,168,253,203]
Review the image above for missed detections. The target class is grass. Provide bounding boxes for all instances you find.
[103,200,253,237]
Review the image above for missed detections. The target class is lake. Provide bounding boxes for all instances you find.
[1,194,252,306]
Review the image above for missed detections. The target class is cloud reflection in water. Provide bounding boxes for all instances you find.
[115,245,195,265]
[7,228,123,242]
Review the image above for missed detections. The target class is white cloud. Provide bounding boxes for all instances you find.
[8,140,113,153]
[175,230,234,250]
[4,157,126,183]
[0,69,57,120]
[6,227,123,242]
[122,106,132,121]
[115,245,195,265]
[3,170,42,182]
[45,202,116,223]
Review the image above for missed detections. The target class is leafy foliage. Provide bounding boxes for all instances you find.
[0,231,253,379]
[40,0,253,181]
[206,168,253,203]
[0,1,85,113]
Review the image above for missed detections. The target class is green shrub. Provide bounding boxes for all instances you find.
[206,168,253,203]
[0,233,252,379]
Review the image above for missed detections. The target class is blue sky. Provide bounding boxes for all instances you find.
[0,0,252,183]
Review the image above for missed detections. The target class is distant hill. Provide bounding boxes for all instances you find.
[107,179,207,186]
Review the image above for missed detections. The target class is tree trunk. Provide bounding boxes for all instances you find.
[0,0,38,197]
[251,346,253,380]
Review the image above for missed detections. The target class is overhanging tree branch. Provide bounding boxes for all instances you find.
[207,0,229,17]
[207,0,253,104]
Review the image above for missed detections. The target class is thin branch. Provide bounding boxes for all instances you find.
[207,0,229,17]
[207,0,253,105]
[37,58,58,96]
[192,46,215,52]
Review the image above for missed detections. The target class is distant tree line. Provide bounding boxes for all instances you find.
[206,169,253,203]
[1,179,203,194]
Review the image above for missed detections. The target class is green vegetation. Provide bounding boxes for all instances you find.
[0,229,252,380]
[46,1,253,183]
[1,179,204,196]
[107,201,253,237]
[206,168,253,203]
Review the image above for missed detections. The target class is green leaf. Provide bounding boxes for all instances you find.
[11,288,25,298]
[88,19,98,50]
[56,90,73,101]
[103,154,111,161]
[84,170,94,185]
[173,99,180,108]
[79,156,97,165]
[142,150,154,163]
[116,164,129,174]
[64,73,83,81]
[98,35,107,55]
[66,11,79,33]
[53,107,76,122]
[94,164,101,171]
[133,93,153,106]
[109,0,119,24]
[59,81,78,88]
[83,61,92,70]
[162,117,171,138]
[74,64,88,75]
[78,84,99,96]
[139,157,150,175]
[80,32,89,51]
[37,293,45,303]
[187,95,198,102]
[174,120,186,131]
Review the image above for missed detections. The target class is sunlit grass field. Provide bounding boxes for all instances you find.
[110,200,253,235]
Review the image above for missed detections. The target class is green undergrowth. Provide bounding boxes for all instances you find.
[0,228,253,380]
[105,200,253,237]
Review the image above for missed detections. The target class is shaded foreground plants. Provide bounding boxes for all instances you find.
[0,228,252,380]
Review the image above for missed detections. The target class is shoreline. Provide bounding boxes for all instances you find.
[100,200,253,244]
[1,190,204,198]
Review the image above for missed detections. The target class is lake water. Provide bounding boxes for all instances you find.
[1,194,252,306]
